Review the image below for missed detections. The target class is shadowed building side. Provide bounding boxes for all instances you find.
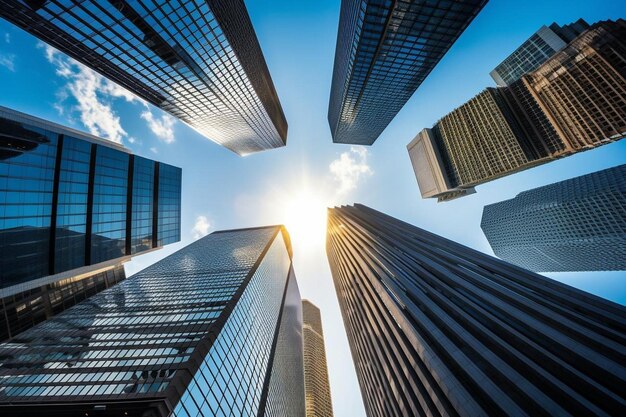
[326,203,626,417]
[328,0,487,145]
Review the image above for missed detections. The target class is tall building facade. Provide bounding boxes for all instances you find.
[481,165,626,272]
[490,19,589,86]
[327,204,626,417]
[328,0,487,145]
[0,106,181,340]
[521,19,626,149]
[407,85,553,201]
[0,0,287,155]
[0,225,305,417]
[408,19,626,201]
[302,300,334,417]
[0,264,126,343]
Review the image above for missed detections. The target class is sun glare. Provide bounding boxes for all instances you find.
[283,191,328,253]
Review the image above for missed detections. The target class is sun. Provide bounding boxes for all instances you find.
[282,191,328,254]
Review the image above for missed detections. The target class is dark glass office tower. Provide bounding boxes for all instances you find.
[327,204,626,417]
[0,225,305,417]
[0,0,287,156]
[408,19,626,201]
[0,106,181,340]
[482,165,626,272]
[328,0,487,145]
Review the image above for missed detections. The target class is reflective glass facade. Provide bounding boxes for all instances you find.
[157,163,182,247]
[0,117,57,287]
[327,204,626,417]
[482,164,626,272]
[328,0,487,145]
[91,146,129,264]
[0,106,180,297]
[0,0,287,156]
[0,264,126,341]
[262,269,306,417]
[0,226,305,417]
[130,157,155,255]
[54,136,91,273]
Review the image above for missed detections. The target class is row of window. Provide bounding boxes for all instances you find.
[0,117,181,288]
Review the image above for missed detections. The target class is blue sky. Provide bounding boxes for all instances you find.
[0,1,625,416]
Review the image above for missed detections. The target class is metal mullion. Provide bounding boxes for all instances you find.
[329,215,446,417]
[326,224,412,417]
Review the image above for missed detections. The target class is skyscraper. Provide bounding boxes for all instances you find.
[407,84,555,201]
[302,300,334,417]
[327,204,626,417]
[0,0,287,156]
[0,225,305,417]
[521,19,626,149]
[0,106,181,341]
[490,19,590,86]
[481,165,626,272]
[328,0,487,145]
[408,19,626,201]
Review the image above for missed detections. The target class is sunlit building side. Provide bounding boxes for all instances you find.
[302,300,334,417]
[0,225,305,417]
[0,0,287,155]
[409,19,626,201]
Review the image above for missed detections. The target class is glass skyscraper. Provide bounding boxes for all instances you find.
[481,165,626,272]
[328,0,487,145]
[327,204,625,417]
[0,225,305,417]
[0,106,181,340]
[0,0,287,156]
[408,19,626,201]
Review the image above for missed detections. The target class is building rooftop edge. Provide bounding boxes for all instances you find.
[0,105,130,153]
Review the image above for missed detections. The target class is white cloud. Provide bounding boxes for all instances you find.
[41,43,176,147]
[192,216,211,239]
[67,68,128,143]
[329,146,373,194]
[150,146,158,154]
[0,53,15,71]
[141,109,176,144]
[4,33,10,44]
[127,136,136,144]
[40,43,140,144]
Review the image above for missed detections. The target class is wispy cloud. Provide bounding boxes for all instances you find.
[192,215,211,239]
[141,109,176,144]
[0,53,15,71]
[149,146,158,154]
[329,146,373,194]
[41,43,139,144]
[4,33,10,44]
